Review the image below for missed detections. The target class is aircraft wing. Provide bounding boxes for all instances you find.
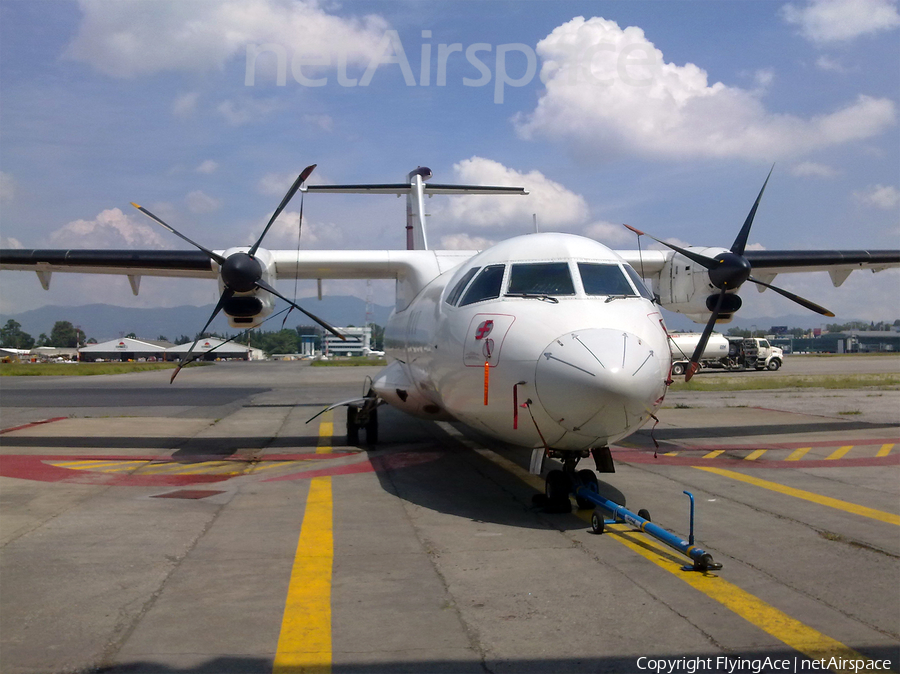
[615,249,900,281]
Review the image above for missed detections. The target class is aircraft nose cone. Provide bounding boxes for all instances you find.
[534,328,666,442]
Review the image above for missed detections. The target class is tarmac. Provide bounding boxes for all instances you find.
[0,356,898,674]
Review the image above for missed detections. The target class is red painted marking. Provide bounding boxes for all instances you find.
[612,449,899,469]
[475,320,494,340]
[264,451,442,482]
[0,452,346,487]
[0,417,68,434]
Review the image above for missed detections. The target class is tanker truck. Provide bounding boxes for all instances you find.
[668,333,784,375]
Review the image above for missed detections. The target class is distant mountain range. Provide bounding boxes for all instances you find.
[1,297,394,342]
[1,300,870,343]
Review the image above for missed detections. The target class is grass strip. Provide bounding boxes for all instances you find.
[670,373,900,391]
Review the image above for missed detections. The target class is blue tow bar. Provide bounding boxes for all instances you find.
[575,486,723,572]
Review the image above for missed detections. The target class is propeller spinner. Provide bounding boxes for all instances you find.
[131,163,345,382]
[625,167,834,381]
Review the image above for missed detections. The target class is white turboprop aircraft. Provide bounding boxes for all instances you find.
[2,165,898,508]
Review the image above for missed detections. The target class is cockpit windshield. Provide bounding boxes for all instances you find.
[507,262,575,296]
[578,263,635,296]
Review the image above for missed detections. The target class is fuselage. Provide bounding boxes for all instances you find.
[376,233,672,451]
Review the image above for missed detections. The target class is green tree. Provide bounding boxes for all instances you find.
[48,321,84,347]
[36,333,49,347]
[86,337,97,344]
[157,334,169,342]
[0,320,35,349]
[125,332,137,339]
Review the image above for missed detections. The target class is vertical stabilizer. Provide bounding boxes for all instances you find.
[406,167,432,250]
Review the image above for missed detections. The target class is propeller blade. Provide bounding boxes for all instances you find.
[131,203,227,265]
[730,165,774,256]
[623,224,717,271]
[685,289,727,382]
[254,278,346,340]
[170,288,234,383]
[249,164,316,257]
[748,277,835,317]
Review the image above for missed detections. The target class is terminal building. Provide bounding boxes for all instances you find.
[324,326,372,357]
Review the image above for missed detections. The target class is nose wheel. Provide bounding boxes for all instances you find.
[538,451,602,512]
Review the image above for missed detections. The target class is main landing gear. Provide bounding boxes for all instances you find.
[347,388,380,445]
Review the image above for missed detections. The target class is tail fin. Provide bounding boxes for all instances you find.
[303,167,528,251]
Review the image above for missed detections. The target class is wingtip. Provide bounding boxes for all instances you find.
[623,223,645,236]
[130,202,141,209]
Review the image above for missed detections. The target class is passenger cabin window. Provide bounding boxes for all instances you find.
[507,262,575,296]
[623,265,655,300]
[459,265,505,306]
[578,263,634,296]
[446,267,479,306]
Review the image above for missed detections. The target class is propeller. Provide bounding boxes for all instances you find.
[625,167,834,381]
[132,164,345,383]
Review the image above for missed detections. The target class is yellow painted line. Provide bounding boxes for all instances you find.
[251,461,305,473]
[663,451,679,457]
[744,449,767,461]
[825,445,852,461]
[702,450,724,459]
[695,466,900,526]
[471,446,877,672]
[317,410,334,455]
[785,447,811,462]
[50,460,146,471]
[273,476,333,673]
[175,462,243,476]
[876,443,894,458]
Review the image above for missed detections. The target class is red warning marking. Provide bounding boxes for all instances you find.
[0,417,67,434]
[0,452,355,486]
[264,451,442,482]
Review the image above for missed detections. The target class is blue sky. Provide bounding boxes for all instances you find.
[1,0,898,323]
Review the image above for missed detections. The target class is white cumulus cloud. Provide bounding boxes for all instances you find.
[65,0,390,78]
[791,161,839,177]
[185,190,221,214]
[854,184,900,209]
[781,0,900,43]
[440,156,589,230]
[0,172,16,203]
[195,160,219,174]
[172,92,199,117]
[48,208,170,248]
[514,16,896,161]
[439,233,496,250]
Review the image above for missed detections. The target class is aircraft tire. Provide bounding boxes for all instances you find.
[346,406,359,445]
[545,470,571,512]
[638,508,651,522]
[365,408,379,445]
[575,469,599,509]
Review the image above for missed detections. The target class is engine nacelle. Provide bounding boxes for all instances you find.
[217,247,277,328]
[653,246,741,324]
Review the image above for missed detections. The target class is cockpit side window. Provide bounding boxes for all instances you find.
[577,263,634,296]
[623,265,655,300]
[507,262,575,296]
[459,264,506,306]
[446,267,479,306]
